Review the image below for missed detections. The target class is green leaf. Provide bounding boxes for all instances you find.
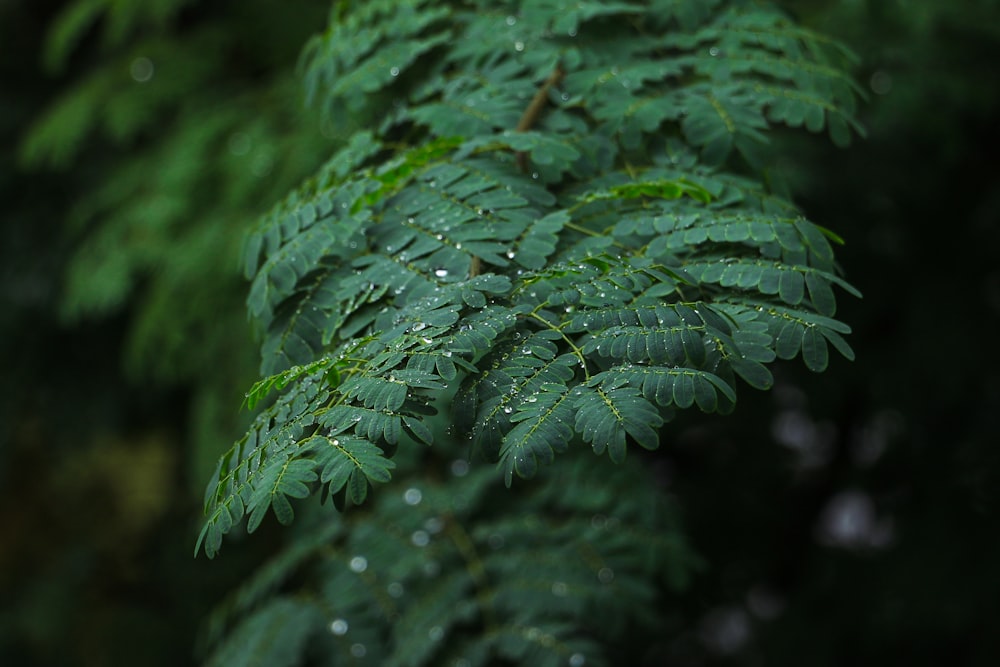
[574,386,662,462]
[302,434,395,498]
[801,325,830,372]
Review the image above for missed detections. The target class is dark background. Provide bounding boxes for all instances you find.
[2,0,998,664]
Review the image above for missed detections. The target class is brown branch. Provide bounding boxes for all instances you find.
[514,65,565,172]
[470,66,564,279]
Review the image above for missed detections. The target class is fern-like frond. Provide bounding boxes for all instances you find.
[201,0,863,556]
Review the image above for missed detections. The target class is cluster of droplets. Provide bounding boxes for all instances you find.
[327,619,366,657]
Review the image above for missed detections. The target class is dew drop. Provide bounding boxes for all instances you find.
[505,15,517,26]
[411,530,430,547]
[387,582,404,598]
[404,487,423,505]
[434,268,449,278]
[349,556,368,573]
[330,619,349,635]
[597,567,615,584]
[130,56,154,83]
[709,46,720,57]
[450,459,469,476]
[390,66,400,77]
[569,653,586,667]
[428,626,444,641]
[350,644,366,658]
[514,41,525,52]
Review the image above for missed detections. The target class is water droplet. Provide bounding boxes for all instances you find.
[870,70,892,95]
[531,172,539,179]
[228,132,252,156]
[505,15,517,26]
[349,556,368,573]
[526,395,537,403]
[506,250,516,259]
[350,643,366,658]
[514,41,525,52]
[709,46,720,57]
[451,459,469,477]
[488,533,505,550]
[503,406,513,414]
[130,57,154,82]
[597,567,614,584]
[569,653,586,667]
[443,350,453,357]
[412,322,427,332]
[330,619,349,635]
[551,581,568,596]
[567,27,578,37]
[390,66,400,77]
[428,626,444,641]
[434,268,449,278]
[387,582,404,598]
[455,242,462,250]
[411,530,430,546]
[425,516,445,533]
[404,487,423,505]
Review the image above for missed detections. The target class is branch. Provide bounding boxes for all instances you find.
[515,65,565,172]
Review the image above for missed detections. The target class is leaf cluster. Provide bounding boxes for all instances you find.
[200,0,862,558]
[201,448,700,667]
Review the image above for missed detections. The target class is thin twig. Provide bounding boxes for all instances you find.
[514,65,565,172]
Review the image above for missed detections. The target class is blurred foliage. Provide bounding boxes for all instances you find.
[2,0,337,665]
[14,0,340,486]
[1,0,999,665]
